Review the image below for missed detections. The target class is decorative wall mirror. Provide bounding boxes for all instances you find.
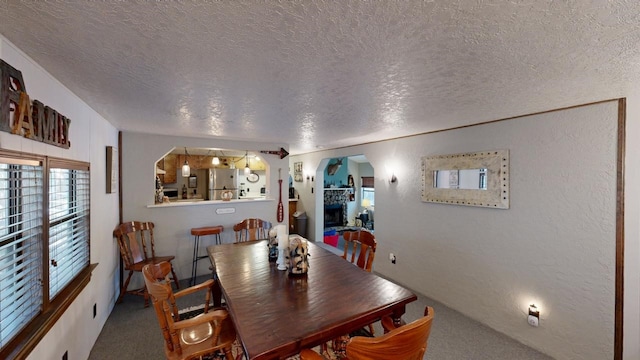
[421,149,509,209]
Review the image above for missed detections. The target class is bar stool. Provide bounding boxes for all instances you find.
[190,225,223,286]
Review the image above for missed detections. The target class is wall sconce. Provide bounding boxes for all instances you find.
[390,173,397,183]
[181,147,190,177]
[306,175,310,181]
[528,304,540,327]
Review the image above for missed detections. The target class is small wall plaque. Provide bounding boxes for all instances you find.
[216,207,236,214]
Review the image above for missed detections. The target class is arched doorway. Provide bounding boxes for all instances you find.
[313,155,373,249]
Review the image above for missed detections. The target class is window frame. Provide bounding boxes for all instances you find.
[360,176,375,207]
[0,149,93,360]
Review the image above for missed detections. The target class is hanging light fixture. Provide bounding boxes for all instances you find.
[212,151,220,166]
[181,147,190,177]
[244,151,251,175]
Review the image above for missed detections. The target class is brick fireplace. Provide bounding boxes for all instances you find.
[324,189,350,228]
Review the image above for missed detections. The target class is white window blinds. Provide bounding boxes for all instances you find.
[48,167,90,299]
[0,159,43,348]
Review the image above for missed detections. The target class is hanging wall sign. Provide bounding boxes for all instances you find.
[0,59,71,148]
[260,147,289,159]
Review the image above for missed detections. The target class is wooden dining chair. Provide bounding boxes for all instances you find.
[142,262,237,360]
[300,306,435,360]
[113,221,179,307]
[342,229,377,272]
[341,229,377,336]
[233,218,272,242]
[381,305,434,334]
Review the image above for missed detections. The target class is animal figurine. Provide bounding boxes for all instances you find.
[327,158,343,176]
[287,236,310,275]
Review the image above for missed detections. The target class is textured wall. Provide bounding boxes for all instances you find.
[291,101,618,359]
[120,132,289,283]
[0,36,120,360]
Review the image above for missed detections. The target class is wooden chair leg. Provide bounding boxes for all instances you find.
[143,285,150,308]
[223,346,234,360]
[170,262,180,289]
[117,270,134,303]
[321,342,328,355]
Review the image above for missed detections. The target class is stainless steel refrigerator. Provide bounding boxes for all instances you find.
[208,168,238,200]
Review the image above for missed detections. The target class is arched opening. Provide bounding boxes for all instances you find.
[313,154,373,251]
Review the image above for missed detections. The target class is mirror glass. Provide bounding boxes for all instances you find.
[433,169,487,190]
[421,150,509,209]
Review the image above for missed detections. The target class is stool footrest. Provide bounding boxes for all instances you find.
[190,225,224,286]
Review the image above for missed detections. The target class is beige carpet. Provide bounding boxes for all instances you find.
[90,275,553,360]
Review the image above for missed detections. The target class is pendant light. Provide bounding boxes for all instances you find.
[181,147,190,177]
[212,151,220,166]
[244,151,251,175]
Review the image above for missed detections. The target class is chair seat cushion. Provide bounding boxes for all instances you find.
[181,321,214,345]
[191,226,224,236]
[169,315,237,360]
[128,255,175,271]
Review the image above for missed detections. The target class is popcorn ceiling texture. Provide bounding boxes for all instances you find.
[0,1,638,154]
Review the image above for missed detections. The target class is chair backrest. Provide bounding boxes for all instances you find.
[113,221,156,268]
[342,229,377,272]
[233,218,272,242]
[143,262,231,358]
[346,306,435,360]
[142,262,183,353]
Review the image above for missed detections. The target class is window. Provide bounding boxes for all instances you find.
[360,176,374,207]
[48,165,90,299]
[0,158,43,349]
[0,151,91,359]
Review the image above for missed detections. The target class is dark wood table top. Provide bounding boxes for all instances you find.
[207,240,417,360]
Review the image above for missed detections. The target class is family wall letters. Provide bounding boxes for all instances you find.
[0,60,71,148]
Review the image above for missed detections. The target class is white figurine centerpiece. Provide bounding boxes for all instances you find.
[273,224,289,270]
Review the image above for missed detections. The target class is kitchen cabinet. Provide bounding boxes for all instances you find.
[162,154,177,184]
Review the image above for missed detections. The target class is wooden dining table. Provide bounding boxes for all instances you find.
[207,239,417,360]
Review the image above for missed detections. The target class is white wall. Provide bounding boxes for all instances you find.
[121,132,289,283]
[291,101,624,360]
[238,169,267,198]
[0,36,120,360]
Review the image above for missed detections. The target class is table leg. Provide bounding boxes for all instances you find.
[392,305,407,327]
[213,275,222,307]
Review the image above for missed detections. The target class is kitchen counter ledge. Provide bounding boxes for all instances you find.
[146,197,273,208]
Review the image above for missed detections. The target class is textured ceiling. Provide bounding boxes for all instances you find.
[1,1,639,155]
